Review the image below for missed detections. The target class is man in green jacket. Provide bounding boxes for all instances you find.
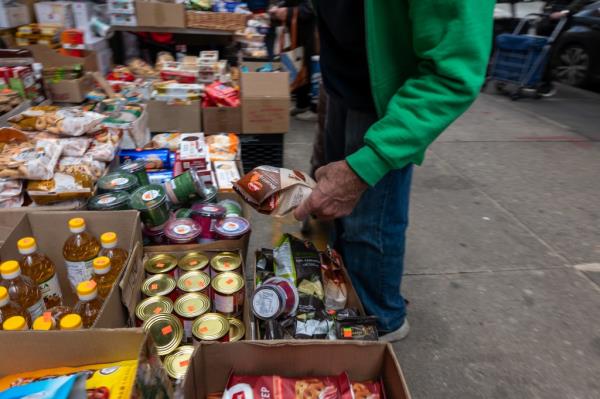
[294,1,494,341]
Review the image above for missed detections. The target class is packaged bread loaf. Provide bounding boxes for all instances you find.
[0,139,62,180]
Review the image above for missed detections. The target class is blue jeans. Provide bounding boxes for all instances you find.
[325,96,413,333]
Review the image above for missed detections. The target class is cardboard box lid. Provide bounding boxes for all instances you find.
[25,44,98,72]
[241,72,290,99]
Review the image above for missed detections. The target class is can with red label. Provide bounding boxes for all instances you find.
[191,203,226,240]
[211,272,244,317]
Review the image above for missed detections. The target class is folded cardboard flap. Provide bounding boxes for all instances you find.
[48,74,94,103]
[0,211,27,245]
[184,341,411,399]
[241,72,290,99]
[119,242,145,324]
[25,44,98,72]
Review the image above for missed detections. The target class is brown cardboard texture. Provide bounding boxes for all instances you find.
[147,100,202,132]
[47,73,94,103]
[0,211,143,328]
[26,44,98,72]
[0,210,26,246]
[241,72,290,134]
[203,106,242,134]
[135,0,185,28]
[183,341,411,399]
[0,328,173,398]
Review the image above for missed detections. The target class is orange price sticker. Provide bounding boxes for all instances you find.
[179,360,189,367]
[226,278,234,285]
[198,281,205,288]
[151,283,158,290]
[189,260,198,266]
[153,306,163,314]
[185,279,192,287]
[343,327,353,338]
[187,305,195,312]
[43,312,52,323]
[161,325,173,336]
[223,261,231,269]
[200,326,209,333]
[156,262,165,268]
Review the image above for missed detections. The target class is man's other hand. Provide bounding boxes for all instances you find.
[294,160,368,221]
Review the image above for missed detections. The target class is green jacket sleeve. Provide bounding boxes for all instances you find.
[346,1,494,186]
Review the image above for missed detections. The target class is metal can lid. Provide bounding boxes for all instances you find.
[88,191,131,210]
[194,185,217,204]
[142,273,176,296]
[211,272,244,295]
[251,285,285,320]
[191,203,226,218]
[178,252,209,271]
[135,295,174,322]
[164,218,201,243]
[174,292,210,318]
[177,271,210,293]
[142,313,183,356]
[227,317,245,342]
[192,313,230,341]
[130,184,167,211]
[144,254,178,274]
[215,216,250,238]
[98,171,139,192]
[163,345,195,380]
[210,252,242,273]
[118,159,146,174]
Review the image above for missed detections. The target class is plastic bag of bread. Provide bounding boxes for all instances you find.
[146,132,181,151]
[58,155,106,181]
[0,178,23,208]
[49,109,106,136]
[35,132,92,157]
[0,139,62,180]
[27,170,94,205]
[8,105,60,131]
[86,129,121,162]
[206,133,239,161]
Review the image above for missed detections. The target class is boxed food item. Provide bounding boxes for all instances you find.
[213,160,240,191]
[34,1,74,28]
[135,0,185,28]
[0,329,173,398]
[179,133,207,170]
[241,71,290,134]
[0,2,31,29]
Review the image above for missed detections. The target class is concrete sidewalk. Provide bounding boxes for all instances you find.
[248,88,600,398]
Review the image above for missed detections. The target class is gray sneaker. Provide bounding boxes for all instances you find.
[379,319,410,342]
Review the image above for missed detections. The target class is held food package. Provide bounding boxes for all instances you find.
[233,166,315,216]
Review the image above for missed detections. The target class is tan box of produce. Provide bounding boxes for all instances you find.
[0,328,173,398]
[135,0,185,28]
[46,74,94,103]
[182,341,411,399]
[202,105,242,134]
[241,71,290,134]
[147,100,202,133]
[0,211,144,329]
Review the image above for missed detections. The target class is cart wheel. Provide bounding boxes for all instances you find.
[495,82,507,94]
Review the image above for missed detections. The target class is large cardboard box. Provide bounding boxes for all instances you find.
[0,2,31,28]
[0,329,173,398]
[203,106,242,134]
[183,341,411,399]
[26,44,98,72]
[135,0,185,28]
[241,71,290,134]
[147,99,202,132]
[0,211,144,328]
[47,73,94,103]
[34,1,74,27]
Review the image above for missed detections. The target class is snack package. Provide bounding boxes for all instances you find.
[0,374,86,399]
[8,106,60,131]
[273,234,321,285]
[206,133,239,161]
[0,139,62,180]
[233,166,315,216]
[321,247,348,311]
[35,133,92,157]
[351,380,385,399]
[0,178,23,208]
[58,155,106,181]
[86,130,121,162]
[203,82,240,107]
[335,309,378,341]
[294,318,331,339]
[53,109,106,137]
[146,132,182,151]
[27,171,94,205]
[223,373,353,399]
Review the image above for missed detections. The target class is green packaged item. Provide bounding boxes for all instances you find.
[97,171,139,194]
[130,184,170,227]
[87,191,131,211]
[118,159,150,186]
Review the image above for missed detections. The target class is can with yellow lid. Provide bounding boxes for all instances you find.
[135,295,174,327]
[163,345,195,380]
[177,271,210,296]
[174,292,210,343]
[177,252,209,276]
[144,254,178,277]
[143,313,183,356]
[210,272,244,317]
[192,312,230,342]
[141,274,177,301]
[209,252,242,277]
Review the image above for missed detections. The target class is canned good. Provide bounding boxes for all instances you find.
[148,169,174,185]
[130,184,170,227]
[144,254,178,277]
[119,148,172,169]
[164,218,201,245]
[191,203,226,240]
[227,316,245,342]
[163,345,195,380]
[118,159,150,186]
[143,313,183,356]
[98,171,139,194]
[174,208,193,219]
[251,277,299,321]
[192,313,230,342]
[178,252,209,274]
[142,274,177,300]
[211,272,244,316]
[87,191,131,211]
[210,252,242,276]
[174,292,211,343]
[142,223,168,245]
[214,216,250,240]
[218,199,242,217]
[177,271,210,295]
[135,295,174,327]
[196,185,218,204]
[164,168,211,205]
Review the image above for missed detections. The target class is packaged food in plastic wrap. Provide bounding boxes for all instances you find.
[51,109,106,137]
[335,309,379,341]
[322,247,348,311]
[203,82,240,107]
[351,380,384,399]
[35,133,92,157]
[0,373,86,399]
[0,139,62,180]
[27,171,94,205]
[0,178,23,208]
[58,155,106,181]
[206,133,239,161]
[86,129,121,162]
[8,106,60,131]
[146,132,181,151]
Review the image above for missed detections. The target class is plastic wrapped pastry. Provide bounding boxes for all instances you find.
[0,139,62,180]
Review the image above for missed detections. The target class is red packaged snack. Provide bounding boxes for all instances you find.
[204,82,240,108]
[223,373,353,399]
[351,380,385,399]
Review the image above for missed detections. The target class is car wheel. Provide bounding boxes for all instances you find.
[552,45,591,87]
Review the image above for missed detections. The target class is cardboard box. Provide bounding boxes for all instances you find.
[110,12,137,26]
[70,1,94,39]
[26,44,98,72]
[0,329,174,398]
[202,106,242,134]
[47,73,93,103]
[241,71,290,134]
[34,1,74,27]
[135,0,185,28]
[147,99,202,132]
[0,211,144,328]
[183,341,411,399]
[108,0,136,15]
[0,3,31,28]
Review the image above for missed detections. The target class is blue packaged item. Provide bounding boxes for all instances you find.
[148,169,174,185]
[0,374,86,399]
[119,149,171,170]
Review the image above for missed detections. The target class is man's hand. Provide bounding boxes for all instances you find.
[550,10,568,20]
[294,160,369,221]
[269,6,288,22]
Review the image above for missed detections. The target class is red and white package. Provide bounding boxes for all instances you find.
[222,373,353,399]
[351,380,385,399]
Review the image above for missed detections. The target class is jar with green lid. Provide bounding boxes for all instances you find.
[118,159,150,186]
[130,184,171,227]
[98,171,139,194]
[87,191,131,211]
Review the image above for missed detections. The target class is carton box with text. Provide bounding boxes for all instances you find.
[241,71,290,134]
[34,1,74,27]
[135,0,185,28]
[147,99,202,132]
[183,341,411,399]
[0,329,173,398]
[203,106,242,134]
[27,44,98,72]
[47,73,94,103]
[0,211,143,329]
[0,2,31,28]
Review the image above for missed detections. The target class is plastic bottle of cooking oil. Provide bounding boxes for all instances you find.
[32,313,57,331]
[91,257,119,299]
[46,305,73,324]
[99,232,128,275]
[63,218,100,290]
[18,237,63,308]
[0,260,45,322]
[0,286,30,329]
[59,313,83,330]
[3,315,28,331]
[73,280,104,328]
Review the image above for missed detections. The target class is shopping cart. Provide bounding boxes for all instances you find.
[487,13,567,100]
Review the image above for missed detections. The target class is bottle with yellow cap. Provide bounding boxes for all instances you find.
[0,260,45,322]
[32,312,57,331]
[0,286,30,329]
[91,256,119,298]
[62,218,100,290]
[99,232,129,275]
[60,313,83,330]
[3,315,28,331]
[73,280,104,328]
[18,237,63,308]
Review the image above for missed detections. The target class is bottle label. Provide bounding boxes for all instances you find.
[39,273,63,305]
[214,292,234,314]
[64,259,94,288]
[28,298,46,320]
